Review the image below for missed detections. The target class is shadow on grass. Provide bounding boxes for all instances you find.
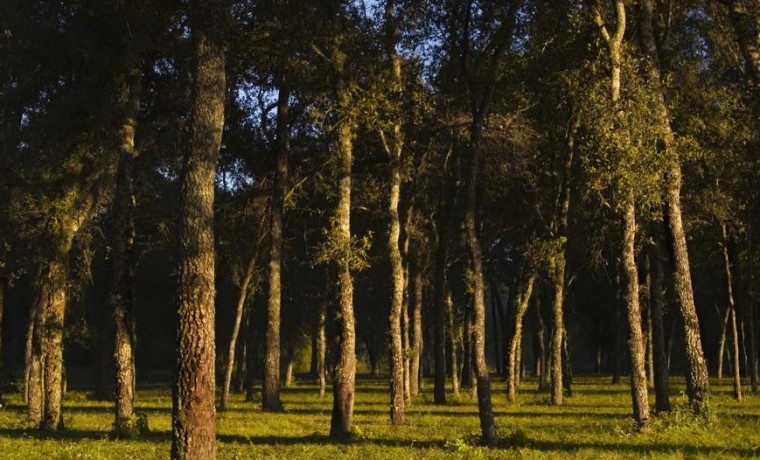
[0,427,756,457]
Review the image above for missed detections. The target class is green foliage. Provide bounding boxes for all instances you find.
[581,54,668,217]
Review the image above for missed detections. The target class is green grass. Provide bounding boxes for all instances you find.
[1,375,760,459]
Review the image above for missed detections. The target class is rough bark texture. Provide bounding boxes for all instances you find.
[622,201,651,431]
[446,292,461,396]
[639,0,710,408]
[329,39,357,439]
[507,272,536,401]
[549,255,565,405]
[263,76,290,413]
[722,224,743,401]
[649,235,671,412]
[171,0,225,456]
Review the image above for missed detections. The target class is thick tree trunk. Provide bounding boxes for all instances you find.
[221,248,258,411]
[649,234,671,412]
[639,0,710,409]
[171,0,225,457]
[722,223,743,401]
[263,76,290,413]
[507,272,536,401]
[329,40,357,440]
[622,201,651,431]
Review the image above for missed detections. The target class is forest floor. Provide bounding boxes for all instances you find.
[0,374,758,459]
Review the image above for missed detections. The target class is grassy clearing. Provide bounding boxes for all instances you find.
[1,375,759,459]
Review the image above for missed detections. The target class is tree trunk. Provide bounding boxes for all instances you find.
[461,302,472,388]
[171,0,225,456]
[491,290,501,375]
[748,226,758,392]
[244,310,258,403]
[550,255,565,405]
[329,39,357,440]
[722,223,743,401]
[317,277,330,398]
[562,329,573,396]
[409,261,423,397]
[263,75,290,413]
[108,58,143,436]
[446,292,460,396]
[507,272,536,401]
[464,119,497,445]
[639,0,710,410]
[283,343,295,388]
[622,201,651,431]
[649,234,671,412]
[718,304,730,379]
[535,291,549,391]
[595,0,650,430]
[221,247,259,411]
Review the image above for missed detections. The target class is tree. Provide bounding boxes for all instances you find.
[171,0,226,457]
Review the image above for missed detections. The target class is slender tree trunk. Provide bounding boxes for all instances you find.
[432,149,454,404]
[263,75,290,413]
[550,255,565,405]
[718,305,730,379]
[622,201,651,431]
[110,62,142,435]
[329,39,357,439]
[171,1,225,456]
[612,261,624,384]
[649,233,671,412]
[27,278,43,425]
[749,226,758,392]
[507,272,536,401]
[409,261,423,397]
[722,223,743,401]
[595,0,650,431]
[221,248,259,411]
[244,310,258,403]
[639,0,710,409]
[446,292,460,396]
[535,291,549,391]
[283,343,294,388]
[317,277,330,398]
[461,302,473,388]
[491,291,501,375]
[465,119,497,445]
[562,329,573,396]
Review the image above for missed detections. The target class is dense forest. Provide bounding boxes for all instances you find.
[0,0,758,458]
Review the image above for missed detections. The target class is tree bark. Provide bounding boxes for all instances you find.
[639,0,710,410]
[110,61,142,436]
[722,223,743,401]
[329,38,357,440]
[622,201,651,431]
[507,272,536,401]
[595,0,650,431]
[446,292,460,396]
[409,261,423,397]
[171,0,225,456]
[317,281,329,398]
[549,255,565,405]
[263,74,290,413]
